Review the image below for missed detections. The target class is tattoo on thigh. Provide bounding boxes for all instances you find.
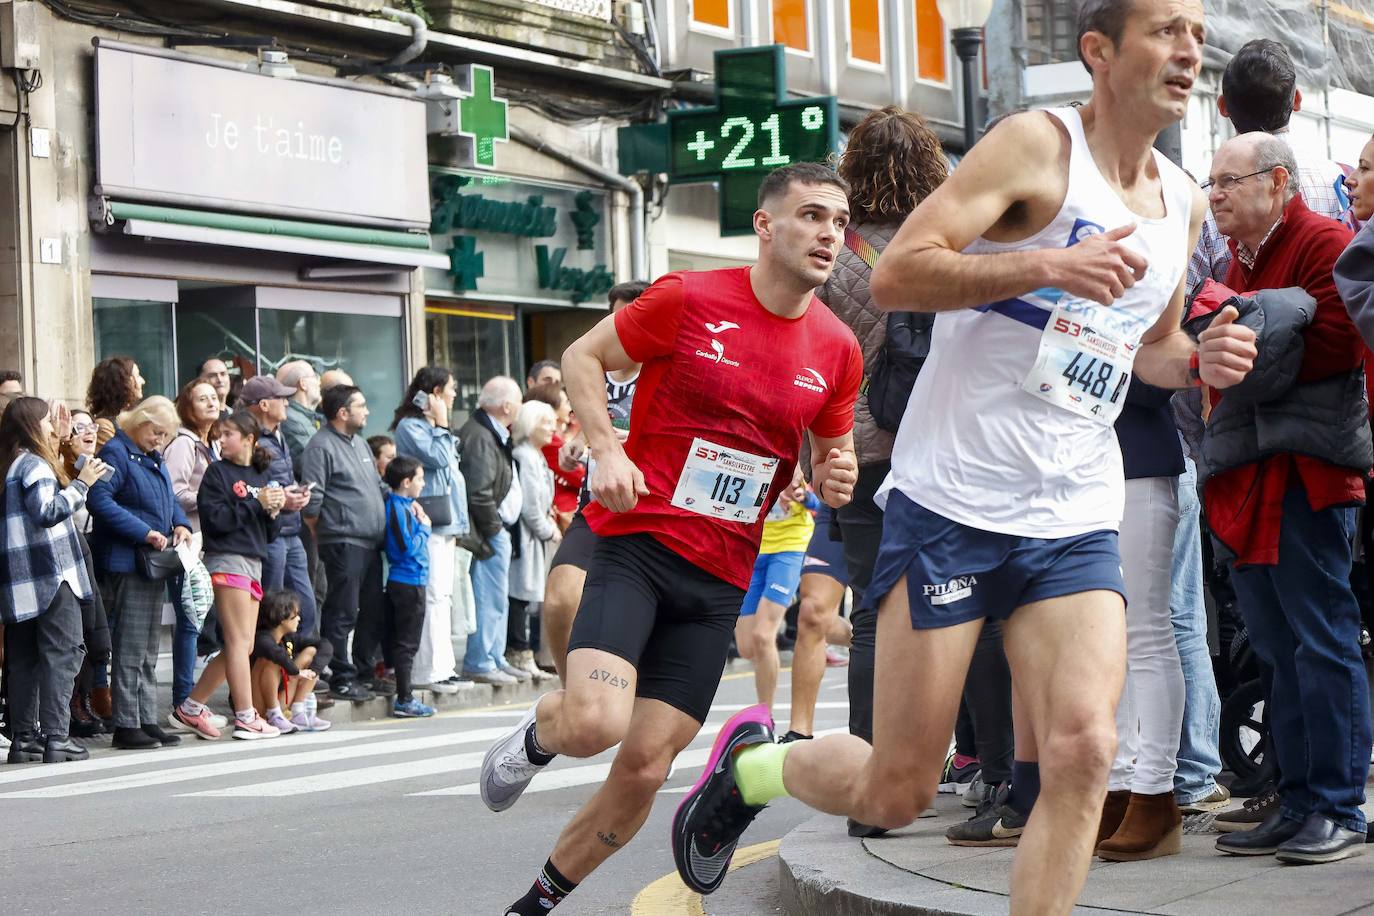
[588,668,629,689]
[596,830,622,849]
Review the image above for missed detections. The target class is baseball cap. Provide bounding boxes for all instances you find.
[239,375,296,404]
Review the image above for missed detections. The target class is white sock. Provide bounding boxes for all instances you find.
[235,708,257,725]
[290,702,305,715]
[180,699,206,716]
[266,707,283,720]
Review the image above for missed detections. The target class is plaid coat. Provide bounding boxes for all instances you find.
[1,451,93,624]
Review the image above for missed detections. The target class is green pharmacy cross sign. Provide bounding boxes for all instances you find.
[667,45,838,235]
[454,64,509,171]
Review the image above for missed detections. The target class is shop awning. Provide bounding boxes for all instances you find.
[109,202,449,271]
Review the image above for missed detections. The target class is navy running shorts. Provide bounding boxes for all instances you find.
[866,491,1126,629]
[739,551,805,616]
[801,504,849,586]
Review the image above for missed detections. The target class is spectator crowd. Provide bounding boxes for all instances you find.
[1,32,1373,877]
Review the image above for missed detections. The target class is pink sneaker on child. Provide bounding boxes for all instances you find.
[170,705,222,740]
[232,713,281,740]
[265,710,297,735]
[290,711,332,732]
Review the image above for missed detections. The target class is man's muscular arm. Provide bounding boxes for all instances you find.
[1134,184,1256,389]
[562,314,647,513]
[870,112,1148,313]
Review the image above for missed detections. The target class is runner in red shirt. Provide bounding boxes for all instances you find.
[481,162,862,916]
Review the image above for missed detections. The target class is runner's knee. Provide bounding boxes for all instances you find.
[558,699,631,757]
[1038,720,1117,788]
[868,779,934,828]
[797,596,833,635]
[609,744,675,798]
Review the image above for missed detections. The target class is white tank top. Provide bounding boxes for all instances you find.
[880,107,1195,537]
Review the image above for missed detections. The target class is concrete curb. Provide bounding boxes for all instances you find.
[778,815,1132,916]
[318,676,560,725]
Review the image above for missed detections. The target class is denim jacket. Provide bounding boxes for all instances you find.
[394,416,470,538]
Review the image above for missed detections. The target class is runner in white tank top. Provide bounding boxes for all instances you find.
[695,1,1259,912]
[881,105,1196,538]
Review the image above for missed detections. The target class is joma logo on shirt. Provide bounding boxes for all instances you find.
[924,576,977,606]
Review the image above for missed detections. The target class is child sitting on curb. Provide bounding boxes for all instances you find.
[251,590,332,733]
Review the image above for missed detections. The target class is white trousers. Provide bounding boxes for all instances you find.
[1109,476,1185,795]
[412,533,458,685]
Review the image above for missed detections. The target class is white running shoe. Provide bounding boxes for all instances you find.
[480,702,547,812]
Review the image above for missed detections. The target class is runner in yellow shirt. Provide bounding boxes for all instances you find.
[735,475,818,713]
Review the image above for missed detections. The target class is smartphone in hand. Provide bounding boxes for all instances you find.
[74,453,115,480]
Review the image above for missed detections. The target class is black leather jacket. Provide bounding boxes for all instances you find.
[457,410,514,559]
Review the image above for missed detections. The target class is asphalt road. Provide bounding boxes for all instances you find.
[0,662,853,916]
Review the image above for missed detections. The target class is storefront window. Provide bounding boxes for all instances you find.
[92,298,176,401]
[258,309,405,439]
[176,297,258,399]
[426,307,518,420]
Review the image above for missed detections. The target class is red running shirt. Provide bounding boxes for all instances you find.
[582,268,862,589]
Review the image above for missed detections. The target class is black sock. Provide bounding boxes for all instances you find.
[525,721,555,766]
[1005,760,1041,817]
[506,858,577,915]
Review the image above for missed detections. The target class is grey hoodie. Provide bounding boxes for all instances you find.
[300,425,385,549]
[1336,223,1374,351]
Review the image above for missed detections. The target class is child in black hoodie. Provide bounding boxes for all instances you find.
[251,590,332,732]
[173,412,286,741]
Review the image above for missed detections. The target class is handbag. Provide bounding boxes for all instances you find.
[135,545,182,581]
[417,494,453,529]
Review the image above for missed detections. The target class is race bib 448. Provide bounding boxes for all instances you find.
[1021,304,1138,426]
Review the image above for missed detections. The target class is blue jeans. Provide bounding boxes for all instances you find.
[462,529,512,674]
[170,577,199,708]
[1230,482,1370,833]
[263,534,319,638]
[1170,458,1224,803]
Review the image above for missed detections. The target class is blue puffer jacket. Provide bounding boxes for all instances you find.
[258,426,302,539]
[87,430,192,575]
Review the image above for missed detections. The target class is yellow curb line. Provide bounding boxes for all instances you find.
[630,839,782,916]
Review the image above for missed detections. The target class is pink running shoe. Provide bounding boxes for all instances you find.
[232,713,281,740]
[170,705,221,740]
[266,710,298,735]
[290,712,332,732]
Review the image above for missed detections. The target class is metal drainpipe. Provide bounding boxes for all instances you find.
[381,6,428,66]
[510,123,647,282]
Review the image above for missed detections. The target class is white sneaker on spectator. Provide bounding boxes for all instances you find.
[232,713,281,740]
[266,710,298,735]
[463,668,519,686]
[498,661,533,682]
[425,680,460,695]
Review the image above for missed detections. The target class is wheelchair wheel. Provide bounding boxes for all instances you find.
[1219,677,1267,782]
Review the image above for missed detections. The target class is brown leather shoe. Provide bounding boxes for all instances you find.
[1096,790,1132,847]
[1096,791,1183,861]
[91,686,113,721]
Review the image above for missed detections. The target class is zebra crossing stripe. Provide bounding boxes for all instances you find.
[0,729,365,788]
[0,727,515,799]
[181,749,489,797]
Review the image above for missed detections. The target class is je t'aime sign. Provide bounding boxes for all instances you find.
[93,42,429,229]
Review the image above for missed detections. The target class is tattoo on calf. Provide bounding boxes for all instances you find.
[589,668,630,689]
[596,831,622,849]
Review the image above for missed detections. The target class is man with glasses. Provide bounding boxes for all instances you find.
[1201,131,1369,863]
[242,376,317,637]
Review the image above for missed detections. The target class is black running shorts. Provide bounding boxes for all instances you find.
[567,531,745,723]
[549,512,597,573]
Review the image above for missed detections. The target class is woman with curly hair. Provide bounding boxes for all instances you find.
[86,357,145,449]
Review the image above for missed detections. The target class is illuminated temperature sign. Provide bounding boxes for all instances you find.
[665,45,838,235]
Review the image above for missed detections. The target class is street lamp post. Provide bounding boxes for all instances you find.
[936,0,995,152]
